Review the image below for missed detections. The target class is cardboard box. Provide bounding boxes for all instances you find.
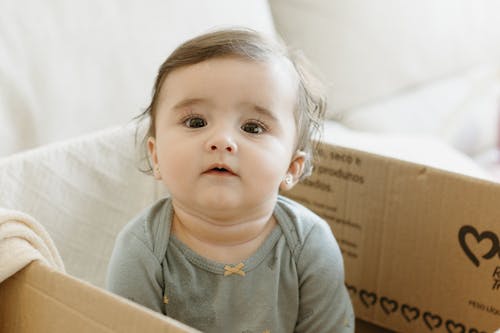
[286,142,500,333]
[0,262,386,333]
[0,261,200,333]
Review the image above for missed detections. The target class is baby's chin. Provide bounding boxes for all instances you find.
[172,189,279,221]
[196,199,270,222]
[199,199,252,219]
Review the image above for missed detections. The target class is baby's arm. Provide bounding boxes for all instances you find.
[295,222,355,333]
[106,227,165,313]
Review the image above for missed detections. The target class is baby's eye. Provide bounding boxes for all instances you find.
[184,117,207,128]
[241,121,266,134]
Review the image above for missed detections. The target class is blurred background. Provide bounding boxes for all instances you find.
[1,0,500,181]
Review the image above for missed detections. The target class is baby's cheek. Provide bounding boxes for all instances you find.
[250,153,289,184]
[159,149,192,181]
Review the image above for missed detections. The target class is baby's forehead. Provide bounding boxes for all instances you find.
[234,54,299,81]
[162,55,300,98]
[177,53,298,80]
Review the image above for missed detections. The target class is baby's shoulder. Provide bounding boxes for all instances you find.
[117,197,172,258]
[276,196,344,271]
[275,196,335,253]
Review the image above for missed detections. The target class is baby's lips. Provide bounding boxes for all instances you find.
[204,163,238,176]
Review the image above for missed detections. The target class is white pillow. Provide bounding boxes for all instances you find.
[322,121,493,182]
[0,0,276,157]
[339,63,500,156]
[269,0,500,116]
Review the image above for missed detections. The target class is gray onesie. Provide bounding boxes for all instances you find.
[106,195,354,333]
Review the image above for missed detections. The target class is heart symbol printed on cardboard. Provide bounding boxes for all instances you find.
[458,225,499,267]
[423,311,442,330]
[401,304,419,322]
[445,319,466,333]
[380,297,398,315]
[359,290,377,308]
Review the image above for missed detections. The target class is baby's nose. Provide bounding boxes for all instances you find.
[206,135,238,153]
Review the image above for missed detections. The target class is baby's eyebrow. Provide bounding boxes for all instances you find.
[171,99,278,122]
[171,98,209,110]
[247,104,278,122]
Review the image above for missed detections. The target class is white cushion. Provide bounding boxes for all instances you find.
[323,121,493,182]
[269,0,500,115]
[339,63,500,156]
[0,0,275,157]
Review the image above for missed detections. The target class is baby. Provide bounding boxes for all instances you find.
[106,28,354,333]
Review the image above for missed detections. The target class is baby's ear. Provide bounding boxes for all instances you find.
[147,137,161,180]
[280,151,306,191]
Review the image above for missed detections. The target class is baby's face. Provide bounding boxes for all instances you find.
[148,56,301,219]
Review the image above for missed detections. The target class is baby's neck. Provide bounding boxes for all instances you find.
[171,201,277,264]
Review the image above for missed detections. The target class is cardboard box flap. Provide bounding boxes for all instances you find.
[0,261,200,333]
[287,143,500,333]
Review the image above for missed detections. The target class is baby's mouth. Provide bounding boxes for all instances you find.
[204,165,237,177]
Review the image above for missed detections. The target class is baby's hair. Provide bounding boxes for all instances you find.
[136,27,326,179]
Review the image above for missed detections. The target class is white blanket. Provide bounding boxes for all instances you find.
[0,208,65,283]
[0,124,167,288]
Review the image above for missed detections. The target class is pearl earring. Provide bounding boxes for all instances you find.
[284,174,293,185]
